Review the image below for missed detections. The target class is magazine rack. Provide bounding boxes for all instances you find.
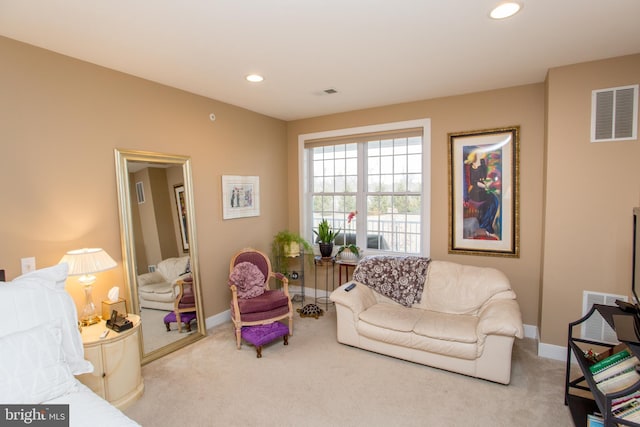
[566,304,640,426]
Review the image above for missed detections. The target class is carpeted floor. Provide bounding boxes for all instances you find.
[124,305,574,427]
[139,308,199,354]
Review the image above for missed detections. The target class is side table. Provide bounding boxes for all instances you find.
[314,256,335,311]
[335,259,357,285]
[77,314,144,410]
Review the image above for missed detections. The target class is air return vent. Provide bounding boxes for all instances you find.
[591,84,638,142]
[581,291,627,343]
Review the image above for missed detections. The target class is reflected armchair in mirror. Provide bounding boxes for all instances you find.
[163,276,197,333]
[137,256,190,311]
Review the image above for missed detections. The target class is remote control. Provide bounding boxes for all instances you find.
[99,330,109,339]
[344,283,356,292]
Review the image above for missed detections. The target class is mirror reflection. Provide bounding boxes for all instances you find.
[114,149,205,364]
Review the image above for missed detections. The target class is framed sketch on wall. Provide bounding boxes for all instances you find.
[174,184,189,252]
[448,126,520,257]
[222,175,260,220]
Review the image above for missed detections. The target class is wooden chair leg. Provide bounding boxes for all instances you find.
[176,311,183,333]
[235,327,242,349]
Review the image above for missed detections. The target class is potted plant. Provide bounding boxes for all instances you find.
[314,219,340,258]
[271,230,313,277]
[337,210,360,261]
[336,243,360,262]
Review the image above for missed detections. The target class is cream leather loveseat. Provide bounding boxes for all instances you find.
[330,259,524,384]
[137,256,190,310]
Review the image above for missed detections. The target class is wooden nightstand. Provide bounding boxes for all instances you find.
[77,314,144,410]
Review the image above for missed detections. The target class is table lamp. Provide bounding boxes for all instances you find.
[60,248,117,326]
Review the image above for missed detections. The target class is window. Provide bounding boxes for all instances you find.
[299,119,431,257]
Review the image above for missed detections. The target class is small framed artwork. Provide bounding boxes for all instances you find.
[222,175,260,220]
[448,126,520,257]
[174,184,189,252]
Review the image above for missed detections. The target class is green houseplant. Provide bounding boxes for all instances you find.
[271,230,313,277]
[336,243,360,260]
[314,219,340,258]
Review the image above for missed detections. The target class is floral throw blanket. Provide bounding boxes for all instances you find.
[353,256,431,307]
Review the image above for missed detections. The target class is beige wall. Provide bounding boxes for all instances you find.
[287,84,546,326]
[3,33,639,351]
[0,36,288,318]
[541,54,640,346]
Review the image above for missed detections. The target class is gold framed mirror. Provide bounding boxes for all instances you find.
[114,148,205,364]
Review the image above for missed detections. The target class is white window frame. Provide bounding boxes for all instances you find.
[298,118,431,257]
[591,84,638,143]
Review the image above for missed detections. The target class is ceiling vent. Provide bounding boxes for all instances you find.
[323,88,338,94]
[591,84,638,142]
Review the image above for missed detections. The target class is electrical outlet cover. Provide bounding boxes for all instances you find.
[21,257,36,274]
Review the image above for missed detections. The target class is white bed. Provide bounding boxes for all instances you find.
[0,263,140,426]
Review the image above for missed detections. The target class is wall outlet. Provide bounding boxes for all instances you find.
[21,257,36,274]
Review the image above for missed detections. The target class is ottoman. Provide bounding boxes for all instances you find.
[241,322,289,358]
[164,311,197,332]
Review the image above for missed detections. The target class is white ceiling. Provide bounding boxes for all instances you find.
[1,1,639,121]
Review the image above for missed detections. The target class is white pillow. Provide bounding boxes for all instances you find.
[0,321,77,403]
[13,262,68,290]
[2,264,94,375]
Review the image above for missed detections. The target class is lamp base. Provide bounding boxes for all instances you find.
[80,315,100,327]
[80,283,99,327]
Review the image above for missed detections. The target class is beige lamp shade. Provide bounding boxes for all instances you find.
[59,248,117,325]
[60,248,117,285]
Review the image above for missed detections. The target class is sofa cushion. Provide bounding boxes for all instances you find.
[137,271,165,287]
[156,256,190,284]
[413,311,478,343]
[139,281,173,294]
[414,260,513,315]
[359,303,422,332]
[236,290,288,315]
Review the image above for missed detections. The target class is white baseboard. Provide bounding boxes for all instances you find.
[523,324,538,340]
[288,284,330,300]
[538,342,569,361]
[205,310,230,330]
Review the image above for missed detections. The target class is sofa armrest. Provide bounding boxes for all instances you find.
[170,272,192,287]
[329,282,377,315]
[477,298,524,339]
[137,271,164,288]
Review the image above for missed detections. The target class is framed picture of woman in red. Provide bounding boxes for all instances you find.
[448,126,520,257]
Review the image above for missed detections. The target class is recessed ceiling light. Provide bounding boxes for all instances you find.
[245,74,264,83]
[490,2,522,19]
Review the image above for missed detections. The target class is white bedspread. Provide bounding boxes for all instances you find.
[47,381,141,427]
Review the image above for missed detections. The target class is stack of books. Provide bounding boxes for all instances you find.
[587,348,640,422]
[590,348,640,394]
[611,391,640,422]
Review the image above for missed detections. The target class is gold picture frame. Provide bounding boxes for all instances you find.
[448,126,520,257]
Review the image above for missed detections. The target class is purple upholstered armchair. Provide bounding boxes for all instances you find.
[228,248,293,349]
